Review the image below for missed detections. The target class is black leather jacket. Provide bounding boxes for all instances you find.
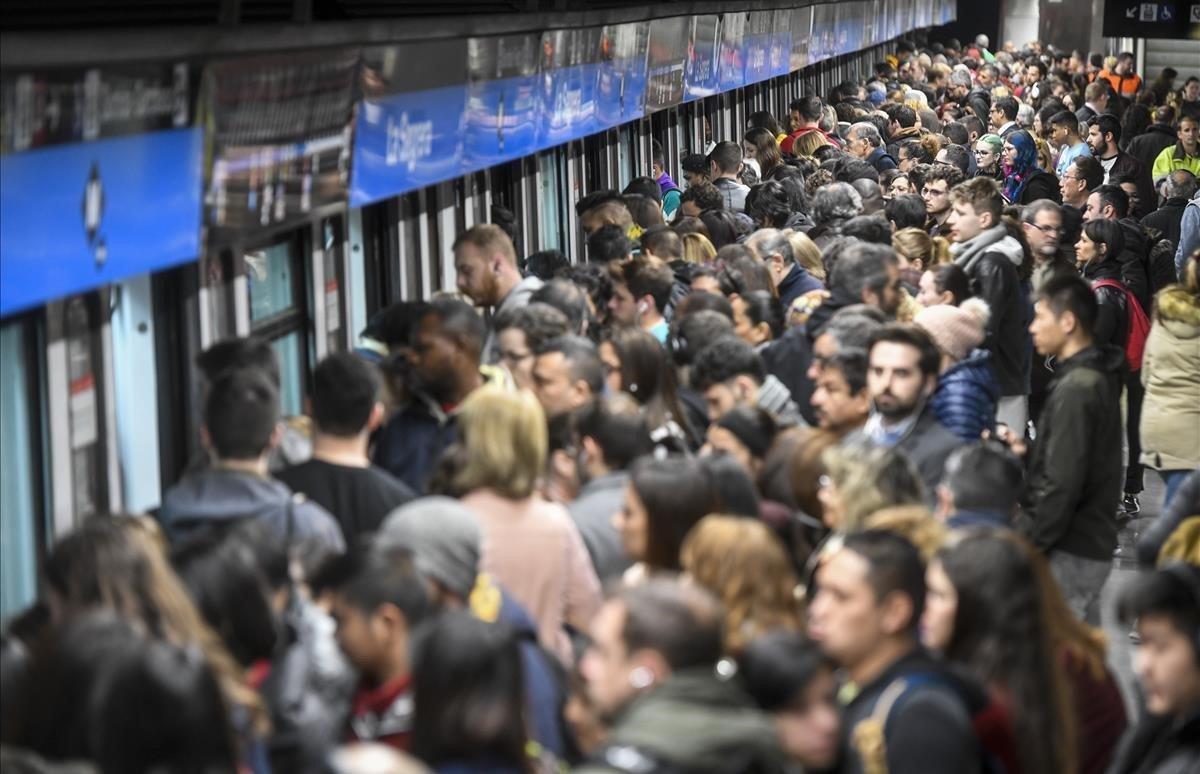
[1082,258,1129,352]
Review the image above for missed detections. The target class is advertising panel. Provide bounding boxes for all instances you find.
[202,49,359,241]
[596,22,650,125]
[464,34,540,171]
[684,15,721,101]
[718,12,747,92]
[351,41,468,207]
[645,16,689,111]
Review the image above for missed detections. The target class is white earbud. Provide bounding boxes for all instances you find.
[628,667,655,690]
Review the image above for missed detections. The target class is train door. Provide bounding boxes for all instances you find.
[44,293,115,534]
[0,313,48,621]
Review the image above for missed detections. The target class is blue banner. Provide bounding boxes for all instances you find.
[1,127,203,317]
[596,22,649,126]
[351,86,467,206]
[464,35,540,171]
[538,29,603,149]
[810,5,836,64]
[718,12,747,92]
[464,75,539,171]
[683,16,721,102]
[767,10,792,81]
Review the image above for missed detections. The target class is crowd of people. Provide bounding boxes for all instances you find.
[2,32,1199,774]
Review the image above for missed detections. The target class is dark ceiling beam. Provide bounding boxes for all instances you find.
[1,0,829,68]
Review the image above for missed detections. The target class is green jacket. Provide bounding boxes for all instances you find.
[577,669,786,774]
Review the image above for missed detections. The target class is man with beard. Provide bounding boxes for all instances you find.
[1086,115,1154,216]
[859,324,961,497]
[373,298,506,493]
[453,224,543,364]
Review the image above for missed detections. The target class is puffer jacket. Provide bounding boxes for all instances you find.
[930,348,999,443]
[1140,285,1200,471]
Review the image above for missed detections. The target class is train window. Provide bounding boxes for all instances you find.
[248,242,297,323]
[0,317,45,620]
[245,233,311,419]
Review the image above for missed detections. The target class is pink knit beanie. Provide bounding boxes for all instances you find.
[914,299,990,361]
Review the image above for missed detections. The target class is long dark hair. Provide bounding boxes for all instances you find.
[745,127,783,178]
[630,456,719,572]
[411,612,531,771]
[6,611,238,773]
[1081,218,1126,267]
[936,530,1077,774]
[605,327,699,448]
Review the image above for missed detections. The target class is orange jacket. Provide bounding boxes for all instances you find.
[1099,69,1142,97]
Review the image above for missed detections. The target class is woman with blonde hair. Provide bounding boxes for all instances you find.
[863,505,947,562]
[680,515,802,654]
[457,386,602,662]
[784,229,825,282]
[680,231,717,265]
[892,227,951,272]
[791,129,831,158]
[818,443,925,532]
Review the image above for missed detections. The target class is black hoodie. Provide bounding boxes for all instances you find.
[1018,345,1126,560]
[1126,123,1179,174]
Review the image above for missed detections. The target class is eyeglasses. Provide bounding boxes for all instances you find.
[1061,174,1084,182]
[1026,223,1061,235]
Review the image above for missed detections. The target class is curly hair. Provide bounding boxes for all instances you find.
[680,514,802,654]
[820,443,925,531]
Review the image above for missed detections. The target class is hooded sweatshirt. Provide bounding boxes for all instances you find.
[952,225,1032,396]
[160,469,346,551]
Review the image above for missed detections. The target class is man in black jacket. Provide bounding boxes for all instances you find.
[1126,106,1179,173]
[1087,114,1154,218]
[1142,169,1197,251]
[1083,185,1152,514]
[1015,275,1124,624]
[809,530,984,774]
[948,69,989,126]
[946,178,1032,434]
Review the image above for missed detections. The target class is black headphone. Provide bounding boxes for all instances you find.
[1158,562,1200,656]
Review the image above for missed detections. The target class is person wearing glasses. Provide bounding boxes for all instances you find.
[921,165,965,237]
[972,134,1004,181]
[1001,131,1062,206]
[1060,155,1105,212]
